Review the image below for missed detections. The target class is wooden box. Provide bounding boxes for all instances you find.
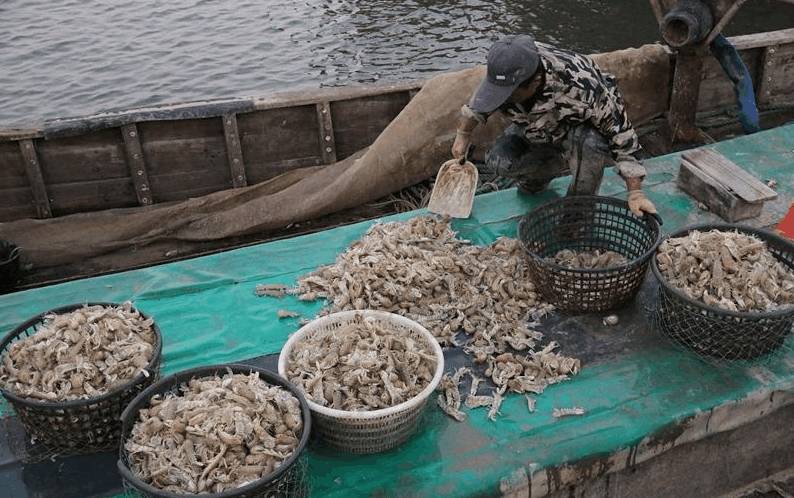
[677,149,777,222]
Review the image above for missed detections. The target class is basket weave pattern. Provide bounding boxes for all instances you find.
[519,196,661,312]
[0,303,162,459]
[278,310,445,454]
[118,364,311,498]
[650,224,794,362]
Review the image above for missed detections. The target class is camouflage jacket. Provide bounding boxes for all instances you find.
[466,43,641,162]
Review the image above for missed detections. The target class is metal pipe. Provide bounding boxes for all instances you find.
[661,0,714,48]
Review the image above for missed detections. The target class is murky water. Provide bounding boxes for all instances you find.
[1,0,792,126]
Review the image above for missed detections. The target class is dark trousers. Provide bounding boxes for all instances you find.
[484,124,612,195]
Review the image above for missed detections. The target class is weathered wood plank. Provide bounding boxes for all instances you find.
[46,178,137,215]
[722,28,794,51]
[331,93,411,160]
[0,186,36,222]
[678,158,763,222]
[669,49,707,142]
[35,129,129,184]
[222,114,247,188]
[0,186,34,209]
[18,140,52,218]
[697,48,760,112]
[757,43,794,108]
[121,124,153,206]
[0,142,29,190]
[681,149,776,202]
[148,168,233,202]
[138,118,232,200]
[238,105,323,184]
[316,102,337,164]
[0,205,36,222]
[251,83,423,112]
[0,128,42,142]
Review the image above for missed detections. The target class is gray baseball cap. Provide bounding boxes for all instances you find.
[470,35,540,114]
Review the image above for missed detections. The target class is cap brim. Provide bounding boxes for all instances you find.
[469,78,519,114]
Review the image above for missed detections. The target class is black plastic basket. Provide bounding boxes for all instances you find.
[518,195,662,312]
[0,240,20,292]
[0,302,162,458]
[118,364,311,498]
[650,224,794,361]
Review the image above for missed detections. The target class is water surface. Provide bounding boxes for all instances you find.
[1,0,792,126]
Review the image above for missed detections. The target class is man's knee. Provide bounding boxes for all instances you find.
[573,125,611,158]
[485,125,531,177]
[566,125,610,196]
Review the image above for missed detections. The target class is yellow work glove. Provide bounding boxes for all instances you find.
[627,190,658,217]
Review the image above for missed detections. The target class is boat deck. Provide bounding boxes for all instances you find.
[1,124,794,497]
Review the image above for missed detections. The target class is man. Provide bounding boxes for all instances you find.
[452,35,657,217]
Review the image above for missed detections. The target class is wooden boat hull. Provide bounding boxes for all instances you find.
[0,29,792,224]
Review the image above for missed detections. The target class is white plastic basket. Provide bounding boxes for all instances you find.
[277,310,445,454]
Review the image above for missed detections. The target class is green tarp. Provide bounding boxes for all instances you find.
[2,124,794,496]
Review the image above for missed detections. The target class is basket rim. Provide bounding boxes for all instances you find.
[0,302,163,409]
[650,223,794,320]
[117,363,312,498]
[277,310,445,420]
[519,195,662,274]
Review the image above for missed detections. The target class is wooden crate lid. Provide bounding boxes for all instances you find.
[681,149,777,203]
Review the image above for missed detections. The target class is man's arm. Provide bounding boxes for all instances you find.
[590,83,657,216]
[452,105,488,160]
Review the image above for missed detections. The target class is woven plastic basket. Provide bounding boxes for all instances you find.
[650,224,794,362]
[0,302,162,458]
[278,310,445,454]
[518,195,662,312]
[118,364,311,498]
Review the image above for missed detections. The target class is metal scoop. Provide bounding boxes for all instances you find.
[428,147,478,219]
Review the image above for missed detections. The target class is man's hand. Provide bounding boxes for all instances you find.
[452,130,471,161]
[627,189,657,217]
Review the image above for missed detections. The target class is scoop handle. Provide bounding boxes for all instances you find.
[460,144,476,165]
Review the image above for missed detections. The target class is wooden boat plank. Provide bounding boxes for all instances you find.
[46,177,137,215]
[0,186,34,209]
[121,123,153,206]
[758,42,794,108]
[139,138,228,177]
[316,102,337,164]
[697,48,761,112]
[138,116,224,141]
[0,142,28,189]
[18,140,52,218]
[0,205,35,222]
[39,99,256,140]
[35,131,129,184]
[0,128,42,141]
[250,81,423,111]
[728,27,794,51]
[238,106,324,182]
[242,156,325,185]
[331,93,410,160]
[222,114,247,188]
[153,184,233,203]
[149,168,233,202]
